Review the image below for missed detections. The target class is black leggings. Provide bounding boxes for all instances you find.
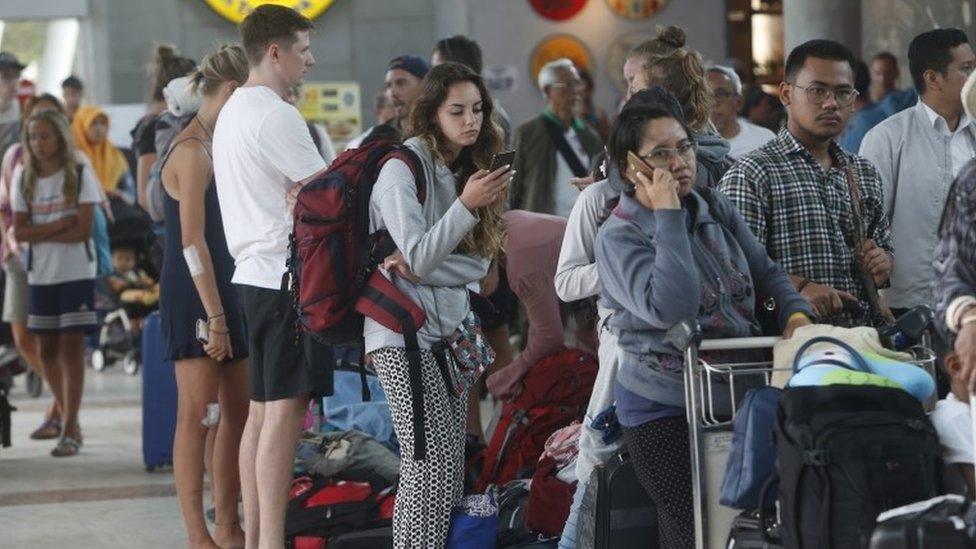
[623,416,695,549]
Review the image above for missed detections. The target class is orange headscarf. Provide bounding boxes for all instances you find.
[71,105,127,192]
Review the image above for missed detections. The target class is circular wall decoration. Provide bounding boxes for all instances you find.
[604,30,653,92]
[605,0,667,19]
[530,34,592,87]
[528,0,589,21]
[204,0,336,25]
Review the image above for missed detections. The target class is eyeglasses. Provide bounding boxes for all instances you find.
[790,83,859,106]
[713,89,738,102]
[639,141,697,169]
[549,80,584,92]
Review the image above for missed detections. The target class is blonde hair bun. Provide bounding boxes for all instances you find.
[656,26,687,49]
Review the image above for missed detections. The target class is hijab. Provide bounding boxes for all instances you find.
[71,105,127,191]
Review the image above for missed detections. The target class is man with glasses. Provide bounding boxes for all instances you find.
[510,58,602,217]
[861,29,975,320]
[0,52,25,161]
[706,65,776,159]
[719,40,893,324]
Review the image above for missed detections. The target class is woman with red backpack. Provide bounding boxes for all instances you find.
[366,62,511,547]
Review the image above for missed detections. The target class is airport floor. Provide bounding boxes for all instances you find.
[1,367,187,547]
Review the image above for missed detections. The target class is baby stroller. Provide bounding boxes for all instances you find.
[90,200,161,376]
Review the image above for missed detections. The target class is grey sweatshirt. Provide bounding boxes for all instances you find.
[596,190,811,408]
[365,137,491,354]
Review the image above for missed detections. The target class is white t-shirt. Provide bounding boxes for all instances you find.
[552,127,589,218]
[10,166,102,285]
[727,118,777,159]
[213,86,326,289]
[931,393,974,465]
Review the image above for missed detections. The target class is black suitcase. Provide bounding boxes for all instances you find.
[725,509,782,548]
[869,494,976,548]
[581,452,659,549]
[326,525,393,548]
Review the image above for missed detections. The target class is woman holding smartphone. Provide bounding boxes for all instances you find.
[594,102,811,548]
[158,45,249,549]
[367,62,510,548]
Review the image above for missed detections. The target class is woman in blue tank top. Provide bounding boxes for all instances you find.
[158,45,249,549]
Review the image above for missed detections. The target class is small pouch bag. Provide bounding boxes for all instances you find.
[433,310,495,398]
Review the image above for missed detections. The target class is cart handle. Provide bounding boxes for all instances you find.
[699,336,781,351]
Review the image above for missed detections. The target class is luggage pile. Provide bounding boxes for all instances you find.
[285,430,399,549]
[664,306,975,549]
[475,349,598,548]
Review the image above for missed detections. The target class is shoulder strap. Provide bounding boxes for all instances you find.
[380,146,427,205]
[541,116,588,178]
[307,121,323,156]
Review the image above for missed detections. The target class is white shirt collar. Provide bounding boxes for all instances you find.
[920,99,973,136]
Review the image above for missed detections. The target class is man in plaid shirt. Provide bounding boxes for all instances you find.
[719,40,893,322]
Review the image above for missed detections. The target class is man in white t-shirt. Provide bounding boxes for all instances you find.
[706,65,776,159]
[212,6,328,547]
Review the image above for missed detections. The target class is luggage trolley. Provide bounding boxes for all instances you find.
[665,320,937,549]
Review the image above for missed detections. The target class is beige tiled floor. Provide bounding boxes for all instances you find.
[1,363,500,548]
[1,366,188,548]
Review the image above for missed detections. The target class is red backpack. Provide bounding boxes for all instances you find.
[285,475,396,545]
[287,139,433,461]
[287,139,426,345]
[478,349,598,492]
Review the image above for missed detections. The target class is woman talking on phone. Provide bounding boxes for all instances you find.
[367,62,509,548]
[594,102,812,548]
[158,45,249,549]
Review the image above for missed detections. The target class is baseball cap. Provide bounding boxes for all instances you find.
[387,55,429,80]
[0,52,26,73]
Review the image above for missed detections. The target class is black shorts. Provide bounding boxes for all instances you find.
[471,263,514,331]
[237,285,333,402]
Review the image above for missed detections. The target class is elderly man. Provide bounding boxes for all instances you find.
[706,65,776,159]
[510,58,603,217]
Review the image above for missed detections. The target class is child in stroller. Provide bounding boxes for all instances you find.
[90,203,160,375]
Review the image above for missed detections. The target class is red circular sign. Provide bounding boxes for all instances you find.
[529,0,588,21]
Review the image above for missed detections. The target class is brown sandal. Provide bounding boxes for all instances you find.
[29,419,61,440]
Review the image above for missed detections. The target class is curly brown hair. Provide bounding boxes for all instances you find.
[405,62,505,259]
[628,26,713,133]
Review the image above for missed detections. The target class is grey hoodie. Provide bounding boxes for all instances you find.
[693,131,732,189]
[596,189,811,408]
[365,137,491,354]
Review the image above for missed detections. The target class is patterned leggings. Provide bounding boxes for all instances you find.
[370,347,467,549]
[622,416,695,549]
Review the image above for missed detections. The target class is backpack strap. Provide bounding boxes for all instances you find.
[76,164,95,264]
[358,281,428,461]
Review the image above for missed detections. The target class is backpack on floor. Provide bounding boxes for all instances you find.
[526,456,575,538]
[497,479,535,547]
[287,138,436,461]
[774,337,942,549]
[285,475,392,540]
[478,349,597,491]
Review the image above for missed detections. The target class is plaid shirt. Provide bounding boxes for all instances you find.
[718,129,892,302]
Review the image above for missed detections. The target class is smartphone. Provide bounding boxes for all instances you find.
[627,150,655,180]
[196,319,209,345]
[488,150,516,172]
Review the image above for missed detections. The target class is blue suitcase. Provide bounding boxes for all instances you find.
[141,311,177,471]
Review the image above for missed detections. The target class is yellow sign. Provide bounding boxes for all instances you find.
[297,82,362,143]
[203,0,336,25]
